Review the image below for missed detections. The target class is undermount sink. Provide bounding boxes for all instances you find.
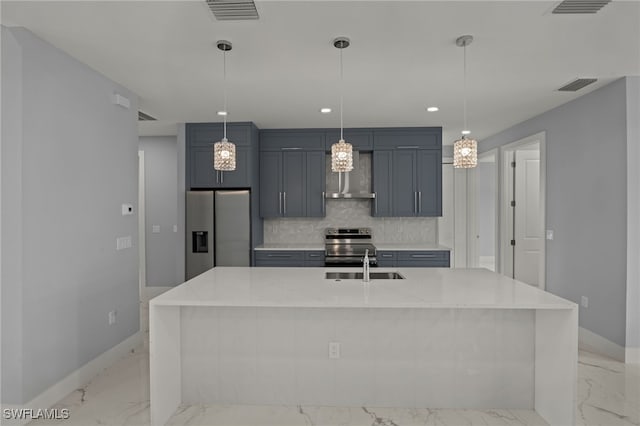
[325,271,405,280]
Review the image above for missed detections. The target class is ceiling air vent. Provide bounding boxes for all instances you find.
[138,111,157,121]
[557,78,598,92]
[552,0,611,14]
[205,0,259,21]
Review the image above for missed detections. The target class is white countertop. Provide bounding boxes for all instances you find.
[254,244,324,251]
[374,243,451,251]
[254,243,451,251]
[151,267,575,310]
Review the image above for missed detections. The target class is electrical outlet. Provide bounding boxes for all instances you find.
[108,310,117,325]
[546,230,554,240]
[328,342,340,359]
[581,296,589,308]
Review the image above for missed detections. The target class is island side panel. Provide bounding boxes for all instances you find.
[180,306,535,408]
[150,305,182,426]
[534,307,578,425]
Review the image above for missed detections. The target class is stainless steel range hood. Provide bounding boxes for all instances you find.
[325,151,376,199]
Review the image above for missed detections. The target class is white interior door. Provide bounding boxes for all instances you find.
[475,151,498,271]
[514,147,542,286]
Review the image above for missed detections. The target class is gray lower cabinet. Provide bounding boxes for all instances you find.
[255,250,325,267]
[376,250,450,267]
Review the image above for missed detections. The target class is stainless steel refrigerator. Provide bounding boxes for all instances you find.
[186,190,251,280]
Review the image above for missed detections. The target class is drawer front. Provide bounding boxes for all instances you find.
[377,251,396,267]
[373,128,441,150]
[396,251,448,261]
[396,250,450,267]
[255,251,305,261]
[255,259,306,267]
[305,250,325,262]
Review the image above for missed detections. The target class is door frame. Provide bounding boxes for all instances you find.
[138,150,146,302]
[499,132,546,290]
[467,148,500,271]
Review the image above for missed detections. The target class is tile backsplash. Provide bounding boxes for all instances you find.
[263,153,437,245]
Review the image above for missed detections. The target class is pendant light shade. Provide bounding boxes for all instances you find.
[331,139,353,172]
[331,37,353,173]
[213,138,236,171]
[453,136,477,168]
[213,40,236,171]
[453,35,478,169]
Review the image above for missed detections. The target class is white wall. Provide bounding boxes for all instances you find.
[626,77,640,351]
[480,78,630,348]
[1,26,139,404]
[139,136,182,287]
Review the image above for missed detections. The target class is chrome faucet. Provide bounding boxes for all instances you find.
[363,249,370,282]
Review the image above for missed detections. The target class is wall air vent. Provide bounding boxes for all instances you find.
[205,0,259,20]
[552,0,611,14]
[557,78,598,92]
[138,111,157,121]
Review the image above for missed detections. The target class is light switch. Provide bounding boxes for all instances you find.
[121,203,134,216]
[173,225,178,233]
[152,225,160,233]
[546,230,554,240]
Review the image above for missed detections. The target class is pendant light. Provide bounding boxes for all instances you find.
[453,35,478,169]
[213,40,236,171]
[331,37,353,173]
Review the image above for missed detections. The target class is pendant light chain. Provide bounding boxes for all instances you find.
[340,47,344,141]
[463,43,467,133]
[223,48,227,140]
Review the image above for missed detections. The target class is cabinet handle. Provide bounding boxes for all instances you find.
[418,191,421,213]
[411,254,436,258]
[308,254,321,257]
[220,171,224,184]
[281,147,302,150]
[374,197,378,214]
[267,254,293,258]
[216,171,219,184]
[381,254,393,258]
[397,146,419,149]
[322,192,325,215]
[279,192,282,215]
[414,192,418,214]
[283,192,287,215]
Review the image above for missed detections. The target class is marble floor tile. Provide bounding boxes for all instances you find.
[27,345,639,426]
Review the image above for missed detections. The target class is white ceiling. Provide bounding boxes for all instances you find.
[2,1,639,144]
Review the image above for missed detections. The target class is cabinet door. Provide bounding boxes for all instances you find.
[305,151,326,217]
[392,150,418,217]
[417,150,442,216]
[372,150,393,217]
[377,251,396,267]
[189,145,218,188]
[259,152,282,218]
[282,151,305,217]
[218,146,250,188]
[325,129,373,151]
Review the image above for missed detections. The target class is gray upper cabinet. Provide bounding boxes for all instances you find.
[324,129,373,152]
[259,130,326,218]
[372,128,442,217]
[187,123,257,189]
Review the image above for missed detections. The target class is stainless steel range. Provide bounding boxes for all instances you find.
[324,228,377,267]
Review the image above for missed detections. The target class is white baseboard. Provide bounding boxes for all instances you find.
[1,331,142,426]
[142,286,172,303]
[579,326,625,362]
[626,347,640,364]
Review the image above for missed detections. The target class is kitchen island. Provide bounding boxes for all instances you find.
[150,267,577,426]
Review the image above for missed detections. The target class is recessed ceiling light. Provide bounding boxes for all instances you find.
[217,111,227,116]
[426,106,439,112]
[461,130,471,135]
[320,108,332,114]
